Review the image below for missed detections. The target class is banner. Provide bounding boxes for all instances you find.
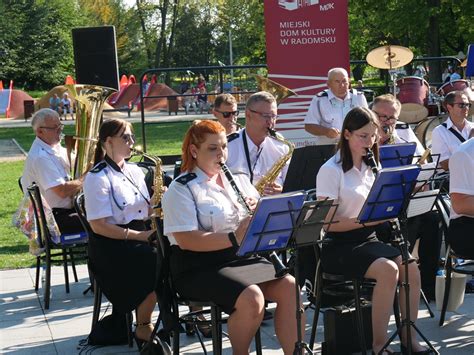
[264,0,350,147]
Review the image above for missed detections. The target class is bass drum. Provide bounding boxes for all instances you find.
[397,76,430,123]
[413,114,448,149]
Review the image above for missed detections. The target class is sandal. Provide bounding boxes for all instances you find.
[196,315,213,338]
[135,322,153,350]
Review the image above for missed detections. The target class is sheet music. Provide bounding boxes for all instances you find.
[407,189,439,218]
[416,162,437,187]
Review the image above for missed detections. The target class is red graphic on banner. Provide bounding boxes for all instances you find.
[264,0,350,147]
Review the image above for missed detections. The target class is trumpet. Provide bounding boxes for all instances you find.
[219,162,289,278]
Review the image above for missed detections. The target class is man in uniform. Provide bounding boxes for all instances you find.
[22,108,84,235]
[304,67,368,144]
[212,93,240,135]
[227,91,290,196]
[431,91,474,171]
[372,94,441,301]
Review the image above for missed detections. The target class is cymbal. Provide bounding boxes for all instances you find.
[366,45,414,69]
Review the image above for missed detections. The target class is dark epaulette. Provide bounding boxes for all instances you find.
[227,132,240,142]
[90,162,107,173]
[317,89,329,97]
[395,122,409,129]
[176,173,197,185]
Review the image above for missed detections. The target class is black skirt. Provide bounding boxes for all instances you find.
[88,220,157,313]
[322,225,401,279]
[448,216,474,258]
[170,246,277,314]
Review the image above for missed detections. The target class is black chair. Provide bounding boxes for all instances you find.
[74,192,134,347]
[436,194,474,326]
[26,183,88,309]
[154,232,263,355]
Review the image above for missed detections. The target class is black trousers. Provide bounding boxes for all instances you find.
[448,216,474,258]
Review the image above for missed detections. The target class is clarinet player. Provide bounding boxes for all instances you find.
[162,120,303,354]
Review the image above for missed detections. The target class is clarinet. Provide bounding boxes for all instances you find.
[219,162,289,278]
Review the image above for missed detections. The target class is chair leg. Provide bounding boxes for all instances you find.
[353,279,367,355]
[35,256,41,291]
[91,279,102,330]
[211,306,222,355]
[255,327,262,355]
[62,249,70,294]
[69,248,79,283]
[172,301,180,355]
[126,312,134,348]
[439,267,453,326]
[393,288,401,332]
[44,253,51,310]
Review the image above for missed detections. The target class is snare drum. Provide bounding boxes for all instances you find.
[413,114,448,149]
[397,76,430,123]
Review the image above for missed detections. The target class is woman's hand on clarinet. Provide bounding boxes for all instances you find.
[245,196,258,211]
[235,216,252,243]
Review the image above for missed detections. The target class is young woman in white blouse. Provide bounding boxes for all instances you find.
[316,107,432,355]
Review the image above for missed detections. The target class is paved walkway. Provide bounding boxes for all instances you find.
[1,264,474,354]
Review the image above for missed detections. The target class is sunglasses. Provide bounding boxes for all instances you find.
[373,112,397,122]
[40,124,64,131]
[120,133,136,143]
[216,110,239,118]
[249,109,278,120]
[451,102,472,109]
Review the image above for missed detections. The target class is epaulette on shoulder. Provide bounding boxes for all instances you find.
[176,172,197,185]
[90,162,107,173]
[317,90,329,97]
[227,132,240,142]
[395,122,409,129]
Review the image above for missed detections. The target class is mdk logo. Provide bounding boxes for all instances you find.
[278,0,319,11]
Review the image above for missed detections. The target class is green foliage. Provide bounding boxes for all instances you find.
[0,160,35,270]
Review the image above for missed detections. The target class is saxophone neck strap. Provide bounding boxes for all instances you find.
[242,129,263,184]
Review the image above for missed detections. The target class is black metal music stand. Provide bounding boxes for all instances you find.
[288,198,338,355]
[358,165,439,355]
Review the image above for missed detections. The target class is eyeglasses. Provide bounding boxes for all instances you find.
[373,112,397,122]
[450,102,472,109]
[40,124,64,131]
[249,109,278,120]
[119,133,136,143]
[216,110,239,118]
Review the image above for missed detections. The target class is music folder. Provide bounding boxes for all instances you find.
[357,165,421,223]
[237,191,306,257]
[379,142,417,168]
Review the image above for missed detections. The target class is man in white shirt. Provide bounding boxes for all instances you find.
[448,137,474,257]
[22,108,83,234]
[431,91,474,171]
[227,91,290,196]
[304,67,368,145]
[372,94,441,301]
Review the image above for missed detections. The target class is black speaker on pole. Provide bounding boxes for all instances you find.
[72,26,119,90]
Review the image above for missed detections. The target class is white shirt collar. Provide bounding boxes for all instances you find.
[328,89,350,102]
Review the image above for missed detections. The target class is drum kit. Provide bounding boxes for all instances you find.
[366,44,474,148]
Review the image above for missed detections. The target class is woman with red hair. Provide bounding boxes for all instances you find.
[162,120,302,354]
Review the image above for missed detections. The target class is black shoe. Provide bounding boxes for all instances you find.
[262,309,273,321]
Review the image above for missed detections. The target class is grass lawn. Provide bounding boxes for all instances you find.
[0,120,192,269]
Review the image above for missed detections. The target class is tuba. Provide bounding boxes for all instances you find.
[253,76,296,195]
[66,84,116,179]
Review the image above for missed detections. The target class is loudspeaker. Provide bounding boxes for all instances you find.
[72,26,119,90]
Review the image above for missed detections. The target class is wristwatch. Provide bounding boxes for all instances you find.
[228,231,239,248]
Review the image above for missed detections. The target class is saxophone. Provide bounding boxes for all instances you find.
[132,147,165,232]
[254,128,294,195]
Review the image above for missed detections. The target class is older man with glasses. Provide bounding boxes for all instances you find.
[212,93,240,135]
[226,91,290,196]
[431,91,474,171]
[22,108,84,234]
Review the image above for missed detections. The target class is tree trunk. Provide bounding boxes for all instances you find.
[427,0,441,83]
[136,0,154,68]
[163,0,179,86]
[155,0,169,68]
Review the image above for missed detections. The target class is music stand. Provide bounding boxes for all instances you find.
[288,198,338,355]
[283,145,336,192]
[357,165,439,355]
[379,143,417,168]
